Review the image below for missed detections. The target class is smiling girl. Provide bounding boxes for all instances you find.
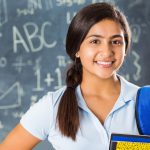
[0,2,139,150]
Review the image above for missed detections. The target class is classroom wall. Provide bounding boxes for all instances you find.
[0,0,150,149]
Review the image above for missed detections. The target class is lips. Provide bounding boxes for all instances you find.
[95,60,114,68]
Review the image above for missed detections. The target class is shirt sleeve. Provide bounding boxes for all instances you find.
[20,92,53,140]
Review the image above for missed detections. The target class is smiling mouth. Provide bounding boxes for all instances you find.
[96,61,112,65]
[94,60,115,68]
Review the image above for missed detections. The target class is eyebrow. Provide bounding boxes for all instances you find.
[86,34,124,39]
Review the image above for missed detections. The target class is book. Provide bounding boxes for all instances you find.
[109,133,150,150]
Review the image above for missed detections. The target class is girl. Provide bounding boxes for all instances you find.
[0,2,139,150]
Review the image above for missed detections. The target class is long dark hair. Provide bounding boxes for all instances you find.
[57,2,131,140]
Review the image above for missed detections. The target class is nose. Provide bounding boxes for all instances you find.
[98,43,114,59]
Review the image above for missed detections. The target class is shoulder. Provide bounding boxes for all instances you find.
[49,86,66,106]
[121,76,139,89]
[31,86,66,110]
[25,86,66,113]
[20,86,66,140]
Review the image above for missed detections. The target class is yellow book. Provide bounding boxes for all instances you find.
[109,134,150,150]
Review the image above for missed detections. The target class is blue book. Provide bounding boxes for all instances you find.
[109,133,150,150]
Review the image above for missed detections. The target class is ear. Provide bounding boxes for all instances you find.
[75,52,80,58]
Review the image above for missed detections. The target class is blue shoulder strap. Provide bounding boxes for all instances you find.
[136,86,150,135]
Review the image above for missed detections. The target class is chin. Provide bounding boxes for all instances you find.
[96,72,115,80]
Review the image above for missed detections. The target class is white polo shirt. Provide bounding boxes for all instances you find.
[20,75,140,150]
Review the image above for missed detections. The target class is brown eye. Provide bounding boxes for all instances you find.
[111,40,123,46]
[90,39,101,44]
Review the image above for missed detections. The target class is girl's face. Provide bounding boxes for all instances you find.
[77,19,126,80]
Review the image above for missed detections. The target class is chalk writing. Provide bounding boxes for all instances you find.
[27,0,53,10]
[56,0,85,7]
[28,0,42,10]
[54,68,64,90]
[12,56,32,73]
[32,56,68,91]
[92,0,117,4]
[131,24,141,43]
[0,0,8,26]
[17,0,53,16]
[0,1,149,150]
[0,82,23,109]
[57,55,68,67]
[13,22,57,53]
[66,11,76,24]
[17,8,34,16]
[132,51,141,81]
[44,73,54,87]
[33,57,44,91]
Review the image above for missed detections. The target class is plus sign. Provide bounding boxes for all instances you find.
[44,73,54,87]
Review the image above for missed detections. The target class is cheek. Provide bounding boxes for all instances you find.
[79,49,95,66]
[116,52,125,63]
[113,49,125,65]
[115,47,126,57]
[80,51,95,64]
[79,46,95,59]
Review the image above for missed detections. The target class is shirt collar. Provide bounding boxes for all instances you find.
[117,74,139,103]
[75,85,90,112]
[75,75,139,111]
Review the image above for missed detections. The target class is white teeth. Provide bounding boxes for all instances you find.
[96,61,112,65]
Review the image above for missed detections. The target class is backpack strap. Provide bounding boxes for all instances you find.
[135,86,150,135]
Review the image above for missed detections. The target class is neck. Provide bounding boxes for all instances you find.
[80,74,120,96]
